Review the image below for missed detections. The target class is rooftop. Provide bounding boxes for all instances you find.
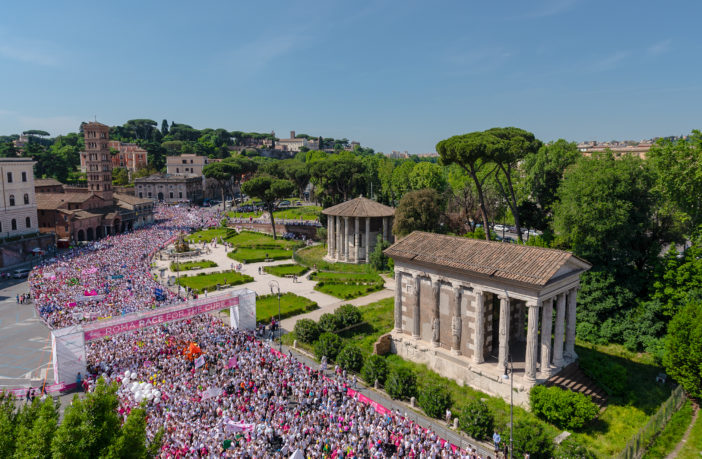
[36,192,103,210]
[35,178,63,187]
[322,196,395,218]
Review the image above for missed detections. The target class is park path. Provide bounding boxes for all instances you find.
[665,403,699,459]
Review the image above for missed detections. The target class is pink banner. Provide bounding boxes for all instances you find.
[83,295,240,342]
[84,289,98,296]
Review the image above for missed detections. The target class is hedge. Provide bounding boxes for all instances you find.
[530,385,599,431]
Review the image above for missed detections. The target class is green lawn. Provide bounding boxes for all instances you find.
[186,228,234,243]
[273,206,321,221]
[311,271,385,299]
[228,211,265,219]
[170,260,218,272]
[176,270,253,294]
[294,245,372,273]
[228,247,294,263]
[678,406,702,458]
[643,400,694,459]
[264,263,309,277]
[256,292,318,323]
[226,230,301,249]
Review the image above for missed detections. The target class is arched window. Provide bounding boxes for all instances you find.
[9,195,15,206]
[11,219,16,231]
[25,217,30,228]
[23,193,29,205]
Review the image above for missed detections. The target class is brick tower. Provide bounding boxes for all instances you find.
[83,122,113,202]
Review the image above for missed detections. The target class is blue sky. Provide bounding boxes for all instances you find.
[1,0,700,153]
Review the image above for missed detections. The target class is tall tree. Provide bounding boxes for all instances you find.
[14,397,59,459]
[161,119,169,136]
[393,188,444,237]
[408,161,447,193]
[664,301,702,399]
[309,155,366,207]
[241,174,295,239]
[437,132,499,240]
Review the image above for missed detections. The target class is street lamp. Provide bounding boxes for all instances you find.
[269,280,282,351]
[502,354,514,459]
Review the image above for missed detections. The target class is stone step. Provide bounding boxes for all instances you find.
[545,362,608,409]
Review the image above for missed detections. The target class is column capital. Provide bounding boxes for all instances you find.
[498,293,510,301]
[526,299,542,308]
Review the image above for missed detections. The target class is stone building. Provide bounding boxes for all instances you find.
[384,231,590,406]
[166,154,212,175]
[322,197,394,264]
[0,157,38,237]
[134,174,203,204]
[34,178,64,194]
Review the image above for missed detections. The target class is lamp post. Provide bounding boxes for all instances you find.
[502,354,514,459]
[269,280,282,351]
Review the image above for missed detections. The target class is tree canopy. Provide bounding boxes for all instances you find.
[241,174,295,239]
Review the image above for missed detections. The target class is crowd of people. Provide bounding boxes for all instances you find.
[26,205,480,458]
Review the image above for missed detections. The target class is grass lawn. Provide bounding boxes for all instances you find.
[228,247,294,263]
[170,260,218,272]
[228,211,265,219]
[273,206,321,221]
[311,271,385,299]
[176,270,253,294]
[295,245,371,273]
[256,292,318,323]
[227,230,301,249]
[264,263,309,277]
[186,228,234,243]
[678,406,702,458]
[642,400,694,458]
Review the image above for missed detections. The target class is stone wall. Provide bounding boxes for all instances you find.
[0,233,54,269]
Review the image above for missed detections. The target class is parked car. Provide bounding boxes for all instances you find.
[493,224,506,232]
[12,268,31,279]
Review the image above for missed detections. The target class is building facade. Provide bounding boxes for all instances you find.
[80,140,148,173]
[276,131,319,152]
[83,122,113,201]
[135,174,203,204]
[35,178,65,193]
[166,154,212,175]
[384,231,590,406]
[0,158,38,237]
[322,197,394,264]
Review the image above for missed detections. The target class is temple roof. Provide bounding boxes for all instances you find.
[322,196,395,218]
[384,231,591,287]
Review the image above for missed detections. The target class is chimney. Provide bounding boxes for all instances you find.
[290,131,295,139]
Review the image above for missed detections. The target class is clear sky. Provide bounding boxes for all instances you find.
[1,0,700,153]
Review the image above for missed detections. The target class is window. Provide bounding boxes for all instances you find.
[9,195,15,206]
[169,192,174,199]
[148,192,152,198]
[6,172,12,183]
[11,219,16,231]
[139,192,143,198]
[182,160,187,164]
[176,168,179,173]
[25,217,30,228]
[21,171,27,182]
[179,192,183,198]
[23,193,28,205]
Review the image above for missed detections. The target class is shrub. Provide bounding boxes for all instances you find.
[530,386,599,431]
[579,353,628,396]
[361,355,388,385]
[335,304,362,328]
[293,319,320,344]
[385,367,417,400]
[418,383,452,419]
[314,333,342,360]
[318,313,342,333]
[336,346,363,372]
[554,436,596,459]
[512,419,553,459]
[458,400,494,441]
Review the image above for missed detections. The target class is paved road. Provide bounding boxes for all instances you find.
[0,277,54,389]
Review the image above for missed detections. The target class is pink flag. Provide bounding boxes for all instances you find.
[227,357,238,369]
[194,355,205,368]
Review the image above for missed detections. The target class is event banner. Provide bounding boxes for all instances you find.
[83,294,240,342]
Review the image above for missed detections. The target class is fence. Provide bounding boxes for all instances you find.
[617,384,686,459]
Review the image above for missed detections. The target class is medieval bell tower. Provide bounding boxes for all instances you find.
[83,121,113,203]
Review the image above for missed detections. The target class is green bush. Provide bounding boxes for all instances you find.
[361,355,388,385]
[314,333,342,360]
[336,346,363,372]
[512,419,553,459]
[418,383,452,419]
[318,313,342,333]
[579,352,628,396]
[530,386,599,431]
[335,304,362,328]
[554,436,596,459]
[293,319,320,344]
[385,367,417,400]
[458,400,494,441]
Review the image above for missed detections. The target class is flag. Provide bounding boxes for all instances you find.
[223,418,254,433]
[227,357,237,369]
[289,449,304,459]
[194,355,205,368]
[201,386,221,400]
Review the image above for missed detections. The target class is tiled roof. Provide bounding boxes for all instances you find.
[322,196,395,218]
[114,193,152,206]
[34,178,63,187]
[36,192,101,210]
[384,231,590,287]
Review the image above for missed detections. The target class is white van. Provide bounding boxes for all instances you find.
[12,268,31,279]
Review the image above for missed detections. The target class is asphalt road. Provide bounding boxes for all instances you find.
[0,277,54,389]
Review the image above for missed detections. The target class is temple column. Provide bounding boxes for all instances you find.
[565,288,578,360]
[525,300,540,382]
[354,217,360,263]
[473,289,485,363]
[451,284,462,355]
[552,292,566,368]
[394,270,403,331]
[431,278,441,347]
[344,216,350,262]
[365,217,370,263]
[498,294,510,370]
[335,216,342,260]
[328,215,335,258]
[540,297,554,376]
[412,275,421,338]
[382,217,388,242]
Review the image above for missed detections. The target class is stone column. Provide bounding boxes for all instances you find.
[540,297,554,375]
[335,216,342,260]
[431,278,441,347]
[473,289,485,364]
[394,271,403,332]
[498,294,510,370]
[383,217,388,242]
[451,285,462,355]
[552,292,566,368]
[365,217,371,263]
[344,216,350,262]
[565,288,578,360]
[412,275,421,339]
[354,217,360,263]
[328,215,335,258]
[525,301,540,382]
